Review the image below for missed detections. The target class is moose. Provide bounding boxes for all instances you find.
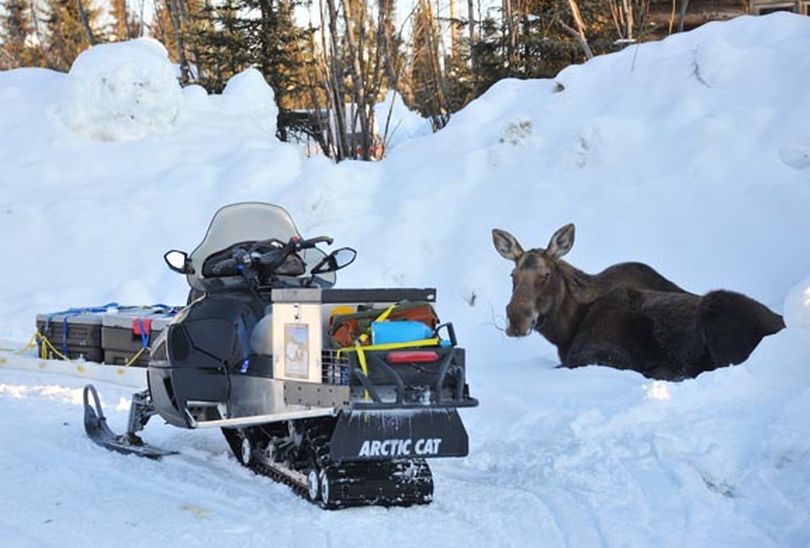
[492,224,785,380]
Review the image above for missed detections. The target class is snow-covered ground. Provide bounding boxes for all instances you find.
[1,13,810,547]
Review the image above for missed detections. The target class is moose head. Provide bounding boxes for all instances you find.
[492,224,576,338]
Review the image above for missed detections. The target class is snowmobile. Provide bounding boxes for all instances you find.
[83,202,478,509]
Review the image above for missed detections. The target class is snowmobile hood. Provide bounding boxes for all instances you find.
[187,202,301,291]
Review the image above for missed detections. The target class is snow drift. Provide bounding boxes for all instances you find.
[58,39,182,141]
[1,13,810,548]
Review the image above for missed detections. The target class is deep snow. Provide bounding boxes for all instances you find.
[1,13,810,548]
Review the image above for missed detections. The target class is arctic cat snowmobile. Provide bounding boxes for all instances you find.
[83,202,477,509]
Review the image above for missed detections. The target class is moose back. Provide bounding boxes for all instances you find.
[492,224,785,380]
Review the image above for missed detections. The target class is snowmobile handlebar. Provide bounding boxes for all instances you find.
[297,235,334,248]
[208,248,251,277]
[208,236,333,279]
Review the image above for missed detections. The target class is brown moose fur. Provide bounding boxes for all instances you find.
[492,224,785,381]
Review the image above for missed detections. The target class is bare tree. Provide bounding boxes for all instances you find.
[561,0,593,59]
[164,0,191,79]
[76,0,97,45]
[677,0,690,32]
[113,0,129,39]
[467,0,476,78]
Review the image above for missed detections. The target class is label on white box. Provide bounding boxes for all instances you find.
[273,302,322,383]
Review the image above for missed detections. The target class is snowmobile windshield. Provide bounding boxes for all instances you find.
[187,202,301,290]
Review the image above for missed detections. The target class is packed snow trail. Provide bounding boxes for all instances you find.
[1,321,808,547]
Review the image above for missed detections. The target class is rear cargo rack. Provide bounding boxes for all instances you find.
[342,347,477,410]
[321,288,436,304]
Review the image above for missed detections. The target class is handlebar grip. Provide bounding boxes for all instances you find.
[210,257,240,277]
[300,235,333,248]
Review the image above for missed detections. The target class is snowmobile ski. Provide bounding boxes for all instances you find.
[82,384,176,459]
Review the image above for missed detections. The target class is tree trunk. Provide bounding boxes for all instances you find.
[76,0,97,45]
[678,0,690,32]
[324,0,350,159]
[622,0,634,40]
[467,0,476,80]
[113,0,128,40]
[377,0,398,85]
[562,0,593,60]
[342,0,372,159]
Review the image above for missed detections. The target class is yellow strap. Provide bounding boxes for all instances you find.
[39,332,48,359]
[374,303,399,323]
[357,303,399,344]
[35,333,70,361]
[354,342,370,400]
[348,338,441,353]
[0,332,38,355]
[337,337,440,358]
[1,330,146,367]
[337,337,441,402]
[21,333,38,354]
[124,347,146,368]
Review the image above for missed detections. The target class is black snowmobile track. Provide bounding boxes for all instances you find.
[82,384,433,509]
[222,425,433,510]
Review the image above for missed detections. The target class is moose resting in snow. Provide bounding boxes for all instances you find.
[492,224,785,380]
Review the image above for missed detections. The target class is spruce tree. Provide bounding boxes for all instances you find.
[42,0,103,71]
[182,0,313,107]
[470,0,619,94]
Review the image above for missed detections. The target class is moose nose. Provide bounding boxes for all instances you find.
[506,303,532,321]
[505,304,535,337]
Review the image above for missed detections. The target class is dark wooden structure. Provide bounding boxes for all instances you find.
[646,0,808,40]
[749,0,809,14]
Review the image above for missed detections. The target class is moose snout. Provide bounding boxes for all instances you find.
[505,303,537,337]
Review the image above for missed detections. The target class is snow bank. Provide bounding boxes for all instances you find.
[54,40,280,141]
[779,136,810,170]
[784,277,810,344]
[58,39,182,141]
[1,13,810,548]
[219,68,278,134]
[374,91,431,151]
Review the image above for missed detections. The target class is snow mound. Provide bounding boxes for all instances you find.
[784,276,810,343]
[374,91,431,151]
[694,37,740,88]
[779,137,810,170]
[219,68,278,134]
[58,39,181,141]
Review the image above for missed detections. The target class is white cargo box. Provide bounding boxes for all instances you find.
[271,288,323,383]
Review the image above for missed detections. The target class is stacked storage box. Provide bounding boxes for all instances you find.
[101,307,178,367]
[35,310,107,362]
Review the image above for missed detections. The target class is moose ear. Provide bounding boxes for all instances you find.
[492,228,525,262]
[546,223,575,259]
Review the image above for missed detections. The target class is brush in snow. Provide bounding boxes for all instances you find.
[83,202,477,509]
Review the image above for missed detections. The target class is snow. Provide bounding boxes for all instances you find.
[779,137,810,170]
[374,91,432,150]
[1,12,810,547]
[784,277,810,344]
[58,39,182,141]
[220,67,279,134]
